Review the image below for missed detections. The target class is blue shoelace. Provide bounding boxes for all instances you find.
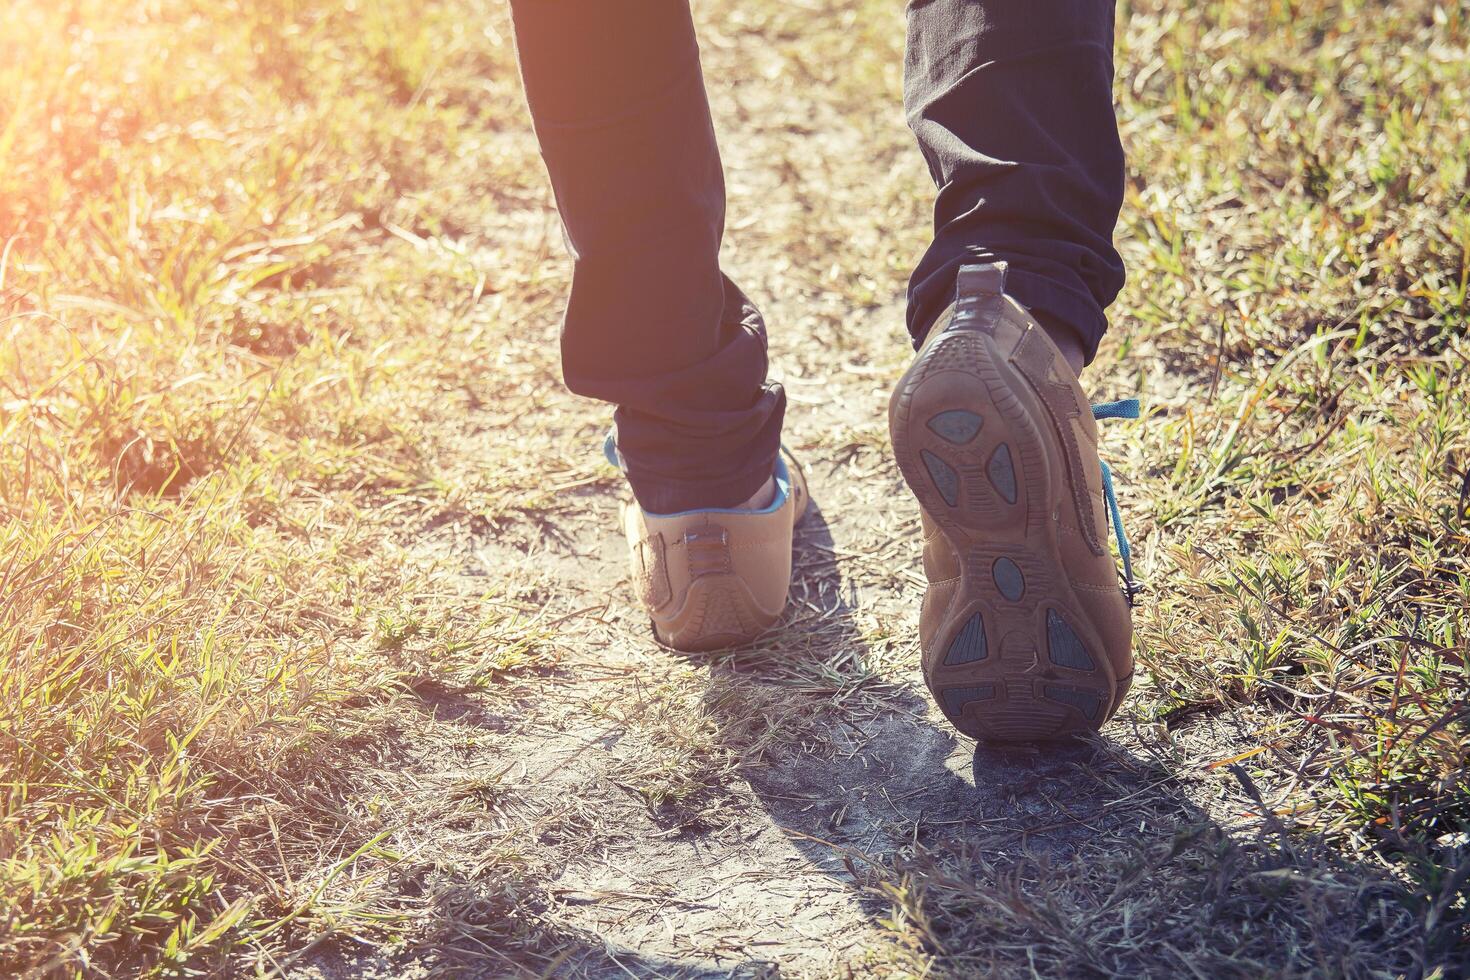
[1090,398,1141,604]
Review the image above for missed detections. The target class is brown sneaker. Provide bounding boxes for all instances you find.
[609,440,810,652]
[889,263,1137,742]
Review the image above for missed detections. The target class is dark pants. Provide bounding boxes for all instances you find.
[511,1,1125,514]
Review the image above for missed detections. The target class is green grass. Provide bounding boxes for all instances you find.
[0,1,557,972]
[1113,0,1470,844]
[2,0,1467,975]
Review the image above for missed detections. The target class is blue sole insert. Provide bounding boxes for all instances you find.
[942,684,997,716]
[927,409,984,445]
[921,450,960,507]
[987,443,1018,504]
[992,557,1025,601]
[1046,609,1096,671]
[943,611,989,665]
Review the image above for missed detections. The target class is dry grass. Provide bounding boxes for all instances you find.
[1,0,1466,976]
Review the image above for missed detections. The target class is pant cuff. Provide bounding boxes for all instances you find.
[622,447,779,516]
[910,257,1111,365]
[1002,267,1110,366]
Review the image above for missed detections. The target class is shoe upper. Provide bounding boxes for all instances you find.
[620,449,809,652]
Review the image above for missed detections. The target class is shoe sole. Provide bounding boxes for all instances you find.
[891,324,1122,743]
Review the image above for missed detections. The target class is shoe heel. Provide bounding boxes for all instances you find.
[658,574,781,653]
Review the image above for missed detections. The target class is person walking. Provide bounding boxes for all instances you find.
[510,0,1139,744]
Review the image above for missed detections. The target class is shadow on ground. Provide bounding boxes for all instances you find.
[664,503,1447,978]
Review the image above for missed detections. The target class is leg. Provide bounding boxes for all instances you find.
[903,0,1126,370]
[893,2,1136,743]
[510,0,783,513]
